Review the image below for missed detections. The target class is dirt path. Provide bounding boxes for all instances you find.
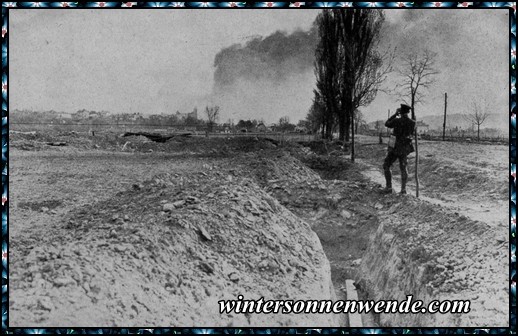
[298,137,508,326]
[357,158,507,229]
[292,149,507,327]
[355,138,507,230]
[350,140,508,327]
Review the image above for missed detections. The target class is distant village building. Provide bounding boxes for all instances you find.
[72,109,109,120]
[220,123,232,133]
[175,109,198,121]
[72,109,90,120]
[367,121,383,132]
[416,121,430,133]
[126,113,141,121]
[256,122,268,132]
[56,112,72,119]
[294,125,308,133]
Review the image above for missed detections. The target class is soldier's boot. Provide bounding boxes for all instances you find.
[400,173,408,194]
[382,167,393,194]
[382,186,393,194]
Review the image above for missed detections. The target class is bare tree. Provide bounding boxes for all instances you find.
[396,49,439,197]
[336,9,392,144]
[353,109,366,134]
[314,10,340,140]
[375,120,383,144]
[464,101,489,141]
[279,116,289,124]
[306,92,327,137]
[278,116,295,132]
[396,49,439,113]
[314,9,391,161]
[205,106,220,132]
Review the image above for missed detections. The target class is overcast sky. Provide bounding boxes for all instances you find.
[10,8,509,125]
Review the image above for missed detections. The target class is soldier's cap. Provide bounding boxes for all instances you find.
[400,104,411,114]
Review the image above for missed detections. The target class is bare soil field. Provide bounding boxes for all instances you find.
[356,137,507,228]
[8,132,509,327]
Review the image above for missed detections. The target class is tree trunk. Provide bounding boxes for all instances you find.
[351,110,355,162]
[328,119,333,139]
[338,113,346,141]
[412,96,419,198]
[324,99,336,140]
[344,113,351,142]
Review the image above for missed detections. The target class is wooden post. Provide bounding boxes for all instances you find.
[412,106,419,198]
[415,125,419,198]
[442,93,447,141]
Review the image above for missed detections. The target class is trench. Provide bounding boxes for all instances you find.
[292,147,508,327]
[10,137,506,327]
[296,153,381,327]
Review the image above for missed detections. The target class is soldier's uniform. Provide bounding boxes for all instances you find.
[382,104,416,194]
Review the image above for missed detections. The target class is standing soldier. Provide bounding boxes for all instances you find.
[382,104,416,194]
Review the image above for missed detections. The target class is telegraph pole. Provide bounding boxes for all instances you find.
[442,93,447,141]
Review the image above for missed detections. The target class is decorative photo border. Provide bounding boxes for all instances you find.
[1,2,515,334]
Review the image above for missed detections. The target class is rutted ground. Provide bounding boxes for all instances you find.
[9,133,509,327]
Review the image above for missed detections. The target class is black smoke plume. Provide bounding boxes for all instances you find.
[211,26,318,123]
[214,27,318,88]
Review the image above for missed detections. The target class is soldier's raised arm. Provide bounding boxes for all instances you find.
[385,109,400,128]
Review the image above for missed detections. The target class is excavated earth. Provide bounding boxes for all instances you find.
[8,133,509,327]
[354,138,508,327]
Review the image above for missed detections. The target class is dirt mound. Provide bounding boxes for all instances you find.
[113,135,282,155]
[418,157,506,201]
[358,195,507,327]
[224,151,355,213]
[233,151,321,186]
[10,131,105,151]
[10,169,338,327]
[14,132,284,154]
[356,140,507,201]
[302,140,347,156]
